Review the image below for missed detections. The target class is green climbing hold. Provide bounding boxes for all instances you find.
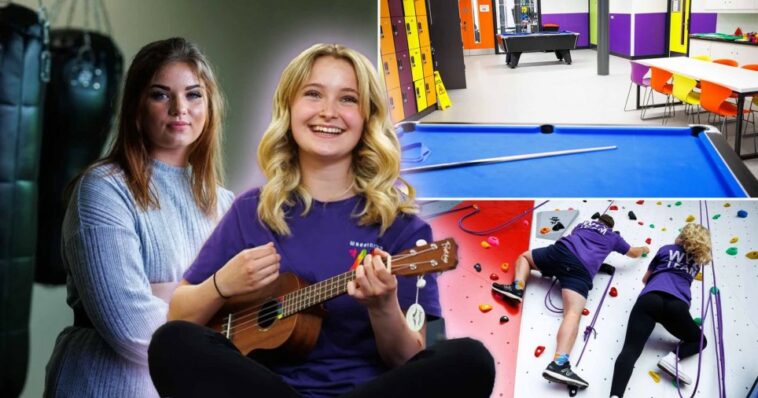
[713,214,721,220]
[694,317,702,326]
[726,247,738,256]
[649,224,655,228]
[667,204,672,208]
[675,201,682,206]
[642,252,648,258]
[710,287,720,295]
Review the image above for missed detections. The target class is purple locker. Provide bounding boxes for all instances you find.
[395,50,413,86]
[388,0,404,17]
[391,17,409,53]
[401,83,417,119]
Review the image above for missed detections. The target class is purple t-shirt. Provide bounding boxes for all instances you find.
[558,220,631,278]
[639,244,700,306]
[183,188,440,397]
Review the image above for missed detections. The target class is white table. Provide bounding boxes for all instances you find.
[636,57,758,159]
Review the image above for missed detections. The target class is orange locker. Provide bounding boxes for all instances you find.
[417,14,431,47]
[381,53,400,90]
[414,0,427,15]
[380,18,396,55]
[424,75,437,107]
[414,78,428,112]
[409,48,424,82]
[388,86,404,124]
[402,0,416,16]
[405,16,420,50]
[420,46,433,78]
[381,0,390,18]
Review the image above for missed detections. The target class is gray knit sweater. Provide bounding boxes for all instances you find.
[44,160,234,397]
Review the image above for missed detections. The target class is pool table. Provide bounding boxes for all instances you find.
[497,31,579,68]
[397,122,758,198]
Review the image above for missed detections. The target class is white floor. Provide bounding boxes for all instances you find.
[420,49,758,178]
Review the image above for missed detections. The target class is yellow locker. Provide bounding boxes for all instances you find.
[381,53,400,90]
[420,46,433,78]
[417,14,431,47]
[381,0,390,18]
[403,0,416,16]
[424,75,437,107]
[388,86,405,124]
[414,0,427,15]
[405,16,420,50]
[414,78,428,112]
[409,48,424,82]
[380,18,396,55]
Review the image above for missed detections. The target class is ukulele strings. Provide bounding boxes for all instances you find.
[220,249,434,330]
[224,256,442,337]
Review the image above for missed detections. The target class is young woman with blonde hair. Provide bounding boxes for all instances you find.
[147,43,495,398]
[609,223,712,397]
[45,37,233,397]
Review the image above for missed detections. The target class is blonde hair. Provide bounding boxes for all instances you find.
[106,37,225,216]
[257,43,416,235]
[679,223,712,265]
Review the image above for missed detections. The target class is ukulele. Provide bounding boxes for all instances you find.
[207,238,459,357]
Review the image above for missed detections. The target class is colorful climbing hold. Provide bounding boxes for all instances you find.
[642,252,648,258]
[609,287,618,297]
[726,247,738,256]
[649,224,655,228]
[694,317,702,327]
[710,287,720,295]
[591,212,601,219]
[694,272,703,281]
[523,219,530,227]
[500,262,510,272]
[662,227,667,232]
[649,370,661,383]
[657,201,662,205]
[737,210,748,218]
[667,204,672,208]
[534,345,545,357]
[473,263,482,272]
[724,203,731,208]
[481,241,491,249]
[675,201,682,206]
[552,222,565,231]
[479,304,493,313]
[686,215,695,222]
[628,211,637,220]
[747,251,758,260]
[540,227,551,235]
[645,238,652,244]
[609,205,619,211]
[487,236,500,247]
[582,308,590,316]
[489,273,499,281]
[500,315,510,324]
[730,237,739,244]
[713,214,721,220]
[638,221,644,225]
[636,200,645,205]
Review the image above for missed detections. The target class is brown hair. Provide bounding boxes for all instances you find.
[104,37,225,215]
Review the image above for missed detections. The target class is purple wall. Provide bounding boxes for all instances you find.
[610,13,631,56]
[634,13,666,56]
[690,13,717,34]
[541,13,589,47]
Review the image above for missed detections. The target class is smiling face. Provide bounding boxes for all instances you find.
[290,56,365,167]
[141,61,208,166]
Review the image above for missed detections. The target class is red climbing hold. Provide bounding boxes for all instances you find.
[638,221,644,225]
[582,308,590,316]
[534,345,545,357]
[609,205,619,210]
[610,287,618,297]
[489,273,499,281]
[645,238,652,244]
[636,200,644,205]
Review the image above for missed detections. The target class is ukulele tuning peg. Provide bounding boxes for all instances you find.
[415,239,428,247]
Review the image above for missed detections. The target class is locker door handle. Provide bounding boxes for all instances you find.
[383,61,390,74]
[392,23,398,36]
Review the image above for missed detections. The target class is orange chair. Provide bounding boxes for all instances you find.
[649,67,675,122]
[700,80,750,139]
[712,58,738,67]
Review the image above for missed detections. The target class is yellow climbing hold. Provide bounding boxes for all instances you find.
[746,251,758,260]
[479,304,493,313]
[657,201,662,205]
[695,272,703,281]
[662,227,667,232]
[481,241,491,249]
[730,237,739,244]
[724,203,731,208]
[686,215,695,222]
[649,370,661,383]
[500,262,510,272]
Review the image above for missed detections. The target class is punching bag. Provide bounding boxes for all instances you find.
[0,3,49,396]
[35,29,122,284]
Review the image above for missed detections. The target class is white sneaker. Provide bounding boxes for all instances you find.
[657,352,692,385]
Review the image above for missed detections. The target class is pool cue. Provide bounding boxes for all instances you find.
[400,146,617,173]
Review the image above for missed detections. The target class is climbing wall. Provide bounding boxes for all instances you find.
[512,199,758,398]
[426,200,534,398]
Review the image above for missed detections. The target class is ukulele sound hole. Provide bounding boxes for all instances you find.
[257,299,282,329]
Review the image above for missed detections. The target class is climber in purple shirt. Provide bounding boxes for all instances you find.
[493,214,649,390]
[609,223,712,397]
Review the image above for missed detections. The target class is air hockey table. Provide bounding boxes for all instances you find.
[397,122,758,198]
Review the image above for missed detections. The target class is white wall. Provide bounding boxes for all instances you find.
[632,0,668,13]
[717,13,758,33]
[513,199,758,398]
[540,0,588,14]
[610,0,633,14]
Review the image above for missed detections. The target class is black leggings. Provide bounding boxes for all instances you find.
[148,321,495,398]
[610,291,707,397]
